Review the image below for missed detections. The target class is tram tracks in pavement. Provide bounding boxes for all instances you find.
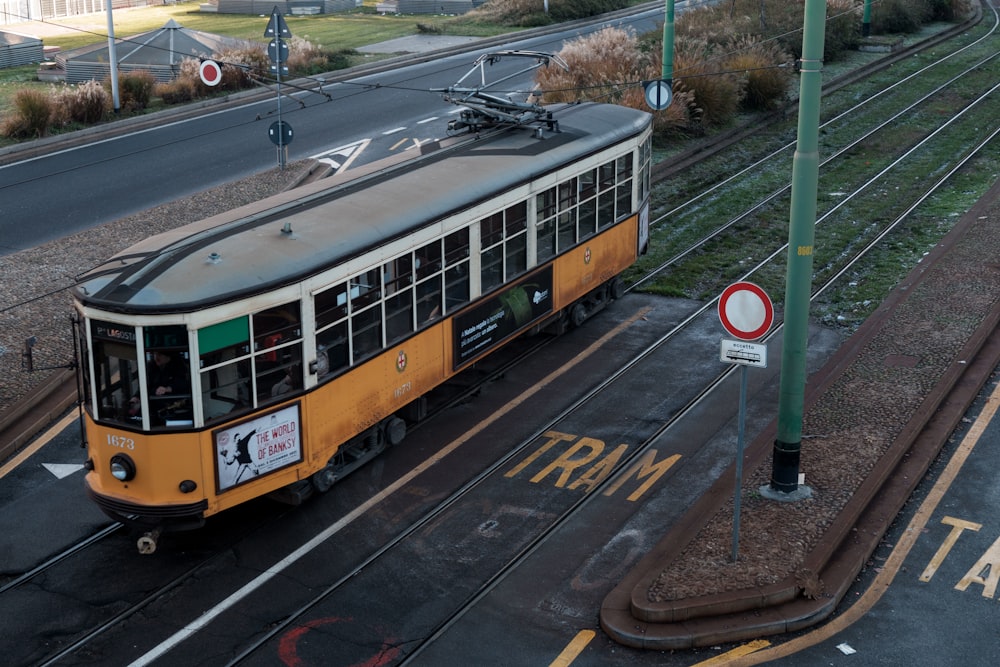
[192,13,1000,663]
[5,7,997,665]
[36,106,998,662]
[0,334,556,667]
[191,59,1000,665]
[0,0,986,455]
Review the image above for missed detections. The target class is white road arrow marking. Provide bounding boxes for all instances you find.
[43,463,85,479]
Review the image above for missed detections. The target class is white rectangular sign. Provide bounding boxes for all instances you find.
[720,338,767,368]
[214,403,302,492]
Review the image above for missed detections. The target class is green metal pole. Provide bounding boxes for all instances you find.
[661,0,674,85]
[766,0,826,499]
[862,0,872,37]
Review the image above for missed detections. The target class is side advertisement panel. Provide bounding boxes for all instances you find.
[214,403,303,492]
[452,266,554,370]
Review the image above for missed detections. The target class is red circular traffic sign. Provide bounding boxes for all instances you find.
[199,60,222,87]
[718,281,774,341]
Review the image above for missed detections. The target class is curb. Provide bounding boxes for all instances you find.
[600,169,1000,649]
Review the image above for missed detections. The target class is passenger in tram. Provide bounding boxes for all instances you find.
[129,350,190,422]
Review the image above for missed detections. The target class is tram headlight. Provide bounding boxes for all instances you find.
[109,454,136,482]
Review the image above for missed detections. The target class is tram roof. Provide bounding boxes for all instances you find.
[75,103,651,314]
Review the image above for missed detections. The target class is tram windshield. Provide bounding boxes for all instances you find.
[88,320,193,429]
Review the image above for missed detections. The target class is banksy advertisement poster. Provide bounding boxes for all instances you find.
[453,266,553,369]
[214,403,302,492]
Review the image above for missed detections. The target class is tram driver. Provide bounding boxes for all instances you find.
[129,350,190,424]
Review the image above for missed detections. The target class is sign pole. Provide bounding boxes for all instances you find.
[265,7,293,170]
[717,281,774,562]
[732,364,748,562]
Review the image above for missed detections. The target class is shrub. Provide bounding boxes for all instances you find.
[672,36,742,127]
[465,0,627,27]
[154,77,198,104]
[215,44,269,90]
[49,80,110,126]
[1,88,53,138]
[286,37,348,76]
[870,0,928,33]
[724,36,794,111]
[825,0,862,59]
[176,58,210,99]
[111,70,156,112]
[536,26,647,106]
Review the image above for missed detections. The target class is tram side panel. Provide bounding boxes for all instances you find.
[553,212,640,310]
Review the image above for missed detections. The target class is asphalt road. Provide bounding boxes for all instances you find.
[0,7,668,255]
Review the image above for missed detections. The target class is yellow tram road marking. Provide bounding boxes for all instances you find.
[131,306,653,666]
[389,137,409,151]
[717,378,1000,666]
[549,629,596,666]
[690,639,771,665]
[0,410,78,479]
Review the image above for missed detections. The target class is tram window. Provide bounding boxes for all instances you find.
[444,228,470,313]
[199,317,251,422]
[316,321,349,379]
[444,228,469,267]
[416,240,442,280]
[480,212,504,248]
[416,274,443,324]
[351,304,382,362]
[537,218,556,262]
[481,244,504,293]
[384,256,413,295]
[351,268,381,310]
[385,289,414,344]
[616,178,633,221]
[384,255,415,343]
[143,324,192,427]
[580,168,597,200]
[579,169,598,239]
[536,188,557,262]
[616,155,633,218]
[480,211,505,293]
[597,191,616,229]
[315,282,348,330]
[90,320,139,426]
[599,161,616,192]
[253,302,303,405]
[578,197,597,239]
[253,302,301,356]
[315,284,350,380]
[639,139,652,200]
[445,264,470,313]
[505,201,528,279]
[557,209,576,252]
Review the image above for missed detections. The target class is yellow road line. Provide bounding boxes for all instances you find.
[691,640,771,665]
[719,377,1000,665]
[549,630,596,667]
[0,410,79,479]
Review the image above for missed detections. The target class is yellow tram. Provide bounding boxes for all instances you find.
[73,102,653,551]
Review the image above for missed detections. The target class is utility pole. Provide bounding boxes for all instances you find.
[105,0,120,112]
[661,0,674,85]
[762,0,826,502]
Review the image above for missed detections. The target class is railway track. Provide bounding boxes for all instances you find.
[0,0,982,459]
[2,5,997,665]
[213,87,999,664]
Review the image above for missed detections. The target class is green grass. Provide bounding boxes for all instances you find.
[20,2,496,53]
[0,1,512,116]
